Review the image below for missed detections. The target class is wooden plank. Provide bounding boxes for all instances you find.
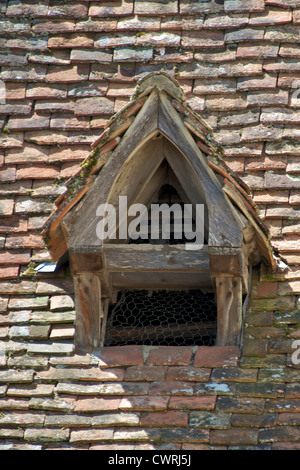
[215,276,243,347]
[222,185,275,269]
[103,244,210,272]
[158,90,242,249]
[100,298,110,347]
[110,271,213,290]
[69,89,160,252]
[73,273,102,351]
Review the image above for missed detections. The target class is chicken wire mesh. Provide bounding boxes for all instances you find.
[104,289,217,347]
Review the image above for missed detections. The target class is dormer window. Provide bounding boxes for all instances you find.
[42,72,275,353]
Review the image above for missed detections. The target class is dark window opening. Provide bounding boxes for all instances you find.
[129,184,207,245]
[104,289,217,347]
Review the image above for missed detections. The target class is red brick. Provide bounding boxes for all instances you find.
[74,398,121,412]
[16,165,60,180]
[146,347,193,366]
[193,346,239,368]
[119,396,169,412]
[169,396,216,410]
[210,428,258,446]
[140,411,188,428]
[98,346,144,368]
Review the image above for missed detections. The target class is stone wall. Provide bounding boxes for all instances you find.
[0,0,300,450]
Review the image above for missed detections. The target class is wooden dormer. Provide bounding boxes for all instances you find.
[43,72,275,352]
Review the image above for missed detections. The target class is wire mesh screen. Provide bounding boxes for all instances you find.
[104,289,217,347]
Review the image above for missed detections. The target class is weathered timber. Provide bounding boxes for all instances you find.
[103,244,210,272]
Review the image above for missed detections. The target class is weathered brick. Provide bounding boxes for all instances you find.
[247,90,288,106]
[16,165,60,180]
[182,31,224,48]
[135,0,178,15]
[6,1,49,17]
[211,368,258,383]
[194,346,239,368]
[237,44,279,58]
[9,296,49,310]
[217,396,265,413]
[194,79,236,95]
[48,2,88,18]
[71,49,112,63]
[161,427,209,443]
[0,412,45,427]
[89,1,133,17]
[231,413,277,427]
[166,367,211,382]
[114,427,161,441]
[113,47,153,62]
[35,367,124,382]
[0,370,34,383]
[46,414,92,428]
[206,94,247,111]
[149,381,194,396]
[225,0,265,12]
[74,398,121,413]
[75,97,114,116]
[210,427,258,446]
[27,342,74,355]
[225,27,264,43]
[118,16,161,31]
[7,384,54,397]
[46,65,89,83]
[146,347,193,366]
[190,411,231,429]
[120,396,169,411]
[25,428,70,442]
[259,426,300,443]
[97,346,144,368]
[0,199,14,216]
[125,366,167,382]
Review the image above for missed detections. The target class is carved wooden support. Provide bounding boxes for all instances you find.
[74,273,102,351]
[215,276,243,347]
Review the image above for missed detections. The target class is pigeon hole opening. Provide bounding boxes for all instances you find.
[104,289,217,347]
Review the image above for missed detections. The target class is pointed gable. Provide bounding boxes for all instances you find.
[43,71,274,270]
